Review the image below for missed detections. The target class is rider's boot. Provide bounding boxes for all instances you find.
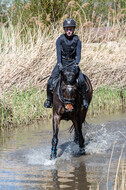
[44,85,53,108]
[81,83,89,109]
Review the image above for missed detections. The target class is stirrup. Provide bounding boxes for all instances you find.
[82,99,88,109]
[44,100,52,108]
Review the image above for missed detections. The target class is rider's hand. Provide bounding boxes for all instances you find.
[75,63,79,67]
[74,63,79,68]
[58,63,63,71]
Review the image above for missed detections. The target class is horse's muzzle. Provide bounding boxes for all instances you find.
[63,97,75,112]
[65,103,74,112]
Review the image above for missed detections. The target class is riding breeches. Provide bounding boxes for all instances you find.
[47,64,60,92]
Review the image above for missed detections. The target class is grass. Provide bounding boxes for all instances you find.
[0,85,125,128]
[89,86,126,117]
[0,86,52,128]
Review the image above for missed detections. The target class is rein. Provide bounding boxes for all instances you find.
[40,60,76,82]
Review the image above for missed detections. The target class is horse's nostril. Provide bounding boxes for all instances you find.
[65,104,73,111]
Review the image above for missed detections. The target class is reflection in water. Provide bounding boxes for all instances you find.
[0,117,126,189]
[49,163,90,190]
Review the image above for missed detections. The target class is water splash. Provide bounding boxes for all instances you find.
[26,147,56,167]
[26,144,72,168]
[84,123,118,154]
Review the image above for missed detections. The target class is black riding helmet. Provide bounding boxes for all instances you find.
[63,18,76,28]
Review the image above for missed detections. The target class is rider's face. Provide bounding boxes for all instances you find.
[64,27,75,36]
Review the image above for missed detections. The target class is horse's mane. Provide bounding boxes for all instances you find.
[62,64,80,75]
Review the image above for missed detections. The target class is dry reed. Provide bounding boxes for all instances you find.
[0,13,126,127]
[0,21,126,99]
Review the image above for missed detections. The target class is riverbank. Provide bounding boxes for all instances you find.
[0,24,126,94]
[0,25,126,128]
[0,85,125,128]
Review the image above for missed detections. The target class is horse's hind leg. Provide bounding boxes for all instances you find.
[50,114,60,159]
[74,121,85,155]
[78,128,85,155]
[74,128,79,144]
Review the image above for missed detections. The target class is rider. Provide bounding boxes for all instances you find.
[44,18,89,109]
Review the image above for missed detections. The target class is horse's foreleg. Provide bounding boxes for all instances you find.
[50,114,60,159]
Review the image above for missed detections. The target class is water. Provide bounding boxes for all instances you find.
[0,113,126,190]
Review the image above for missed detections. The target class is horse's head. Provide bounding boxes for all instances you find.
[61,64,79,85]
[60,64,79,112]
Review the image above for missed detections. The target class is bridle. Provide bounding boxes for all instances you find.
[57,64,79,110]
[62,84,77,105]
[57,79,77,106]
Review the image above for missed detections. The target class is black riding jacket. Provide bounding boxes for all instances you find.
[56,34,81,65]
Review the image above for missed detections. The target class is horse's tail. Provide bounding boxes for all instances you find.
[68,120,90,134]
[69,124,74,133]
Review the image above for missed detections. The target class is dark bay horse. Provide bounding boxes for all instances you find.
[50,64,93,159]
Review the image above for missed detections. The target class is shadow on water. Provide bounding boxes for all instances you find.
[58,141,72,158]
[58,140,90,158]
[0,113,126,189]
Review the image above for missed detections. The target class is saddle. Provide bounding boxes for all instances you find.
[52,73,89,94]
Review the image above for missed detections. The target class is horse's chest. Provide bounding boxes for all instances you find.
[54,104,74,120]
[55,105,65,115]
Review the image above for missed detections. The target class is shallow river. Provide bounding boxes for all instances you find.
[0,113,126,190]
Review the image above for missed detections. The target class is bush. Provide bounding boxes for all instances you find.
[0,0,125,30]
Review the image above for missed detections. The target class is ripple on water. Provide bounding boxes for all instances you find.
[0,117,126,190]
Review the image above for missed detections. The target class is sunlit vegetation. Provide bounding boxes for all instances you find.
[0,0,125,128]
[0,85,125,128]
